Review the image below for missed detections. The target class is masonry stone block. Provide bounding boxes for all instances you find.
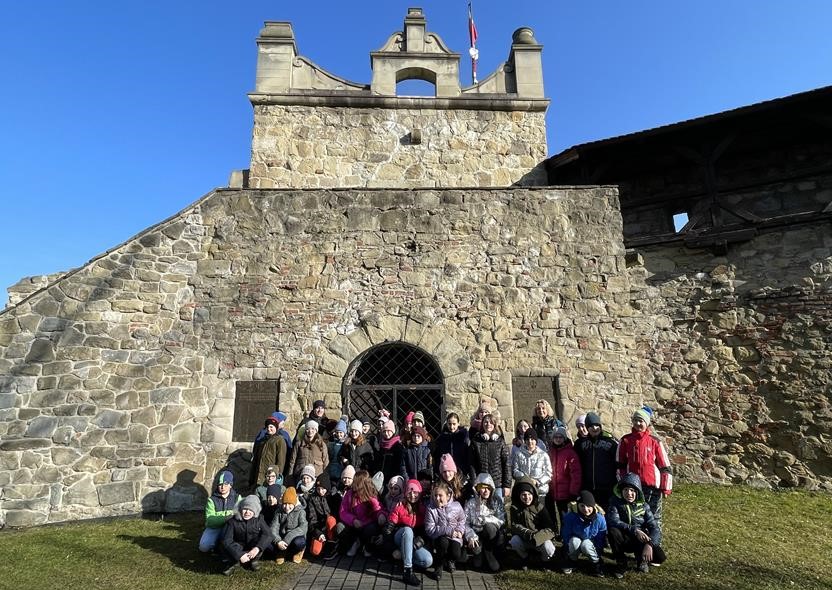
[98,481,136,506]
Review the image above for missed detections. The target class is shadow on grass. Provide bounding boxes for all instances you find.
[117,513,223,575]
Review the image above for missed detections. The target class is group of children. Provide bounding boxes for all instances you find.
[200,399,672,583]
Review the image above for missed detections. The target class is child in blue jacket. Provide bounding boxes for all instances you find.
[561,490,607,577]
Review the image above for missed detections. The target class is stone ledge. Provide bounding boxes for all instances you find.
[248,92,550,112]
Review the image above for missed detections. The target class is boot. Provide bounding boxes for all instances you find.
[484,550,500,573]
[446,560,456,573]
[222,562,237,576]
[614,558,628,579]
[346,540,360,557]
[402,567,421,586]
[434,562,444,581]
[292,548,305,564]
[591,560,605,577]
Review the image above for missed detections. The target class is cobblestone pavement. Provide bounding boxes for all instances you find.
[287,554,497,590]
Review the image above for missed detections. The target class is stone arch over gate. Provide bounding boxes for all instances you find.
[342,342,444,438]
[311,314,481,427]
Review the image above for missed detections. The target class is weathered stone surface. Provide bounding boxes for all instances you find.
[0,438,51,451]
[97,481,136,506]
[3,510,49,527]
[93,410,129,429]
[24,416,58,438]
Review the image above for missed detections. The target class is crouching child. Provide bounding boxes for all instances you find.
[220,494,273,576]
[306,474,337,557]
[607,473,666,577]
[463,473,505,572]
[561,490,607,577]
[508,476,557,564]
[200,470,240,553]
[270,487,308,564]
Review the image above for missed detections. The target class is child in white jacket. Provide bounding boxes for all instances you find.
[512,429,552,499]
[463,473,505,572]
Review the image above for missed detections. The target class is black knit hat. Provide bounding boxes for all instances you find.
[585,412,602,427]
[578,490,596,508]
[523,428,537,442]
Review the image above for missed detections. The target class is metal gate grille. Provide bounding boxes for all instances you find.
[344,343,444,438]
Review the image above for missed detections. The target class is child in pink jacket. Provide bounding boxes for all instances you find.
[338,469,383,557]
[546,426,582,534]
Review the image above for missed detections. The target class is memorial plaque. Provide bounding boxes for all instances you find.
[511,375,560,425]
[233,380,280,442]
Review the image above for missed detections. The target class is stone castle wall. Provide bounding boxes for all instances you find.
[248,105,548,189]
[0,186,645,526]
[629,224,832,491]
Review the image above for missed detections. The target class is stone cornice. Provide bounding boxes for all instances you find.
[248,91,550,112]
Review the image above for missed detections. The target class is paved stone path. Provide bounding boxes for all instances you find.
[288,554,496,590]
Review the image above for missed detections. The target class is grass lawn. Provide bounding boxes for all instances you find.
[0,484,830,590]
[499,483,832,590]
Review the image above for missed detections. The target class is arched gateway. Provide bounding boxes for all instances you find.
[342,342,445,438]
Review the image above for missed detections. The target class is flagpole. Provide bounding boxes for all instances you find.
[467,1,479,85]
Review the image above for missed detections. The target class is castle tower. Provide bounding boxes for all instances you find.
[246,8,549,189]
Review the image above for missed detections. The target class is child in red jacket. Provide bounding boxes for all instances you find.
[546,426,582,534]
[386,479,433,585]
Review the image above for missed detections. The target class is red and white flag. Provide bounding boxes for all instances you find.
[467,1,479,84]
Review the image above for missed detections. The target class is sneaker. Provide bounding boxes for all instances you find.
[614,558,627,579]
[222,563,237,576]
[392,550,402,561]
[434,564,443,581]
[446,560,456,573]
[484,550,500,573]
[637,561,649,574]
[362,546,373,558]
[249,560,261,572]
[323,550,340,562]
[591,561,604,577]
[274,556,285,565]
[650,561,662,567]
[346,540,360,557]
[292,549,305,564]
[561,560,576,575]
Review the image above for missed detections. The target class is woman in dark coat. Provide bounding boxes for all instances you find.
[469,414,511,499]
[433,412,471,477]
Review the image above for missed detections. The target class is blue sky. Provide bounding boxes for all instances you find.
[1,1,831,299]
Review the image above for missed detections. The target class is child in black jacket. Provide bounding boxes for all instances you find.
[221,494,273,576]
[307,473,337,557]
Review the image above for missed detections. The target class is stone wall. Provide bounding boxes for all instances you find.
[0,186,643,526]
[629,224,832,491]
[248,105,548,189]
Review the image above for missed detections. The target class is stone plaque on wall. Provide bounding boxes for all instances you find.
[512,375,560,425]
[233,380,280,442]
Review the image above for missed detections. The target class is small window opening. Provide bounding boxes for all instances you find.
[396,79,436,97]
[672,212,689,233]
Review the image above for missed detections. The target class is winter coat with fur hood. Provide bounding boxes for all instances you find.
[463,473,505,541]
[222,496,274,560]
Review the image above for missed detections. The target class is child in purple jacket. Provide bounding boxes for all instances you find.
[425,481,466,580]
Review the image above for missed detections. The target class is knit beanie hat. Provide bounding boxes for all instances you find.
[300,464,317,481]
[575,414,587,427]
[404,411,415,425]
[217,470,234,485]
[361,416,371,426]
[553,426,569,439]
[633,408,652,426]
[282,487,298,504]
[388,475,405,492]
[578,490,596,508]
[438,453,458,474]
[585,412,602,427]
[313,399,326,409]
[349,419,363,433]
[315,473,331,492]
[379,417,395,433]
[413,411,425,424]
[406,479,423,494]
[515,480,536,497]
[240,494,261,516]
[273,411,287,423]
[305,420,319,432]
[342,465,356,480]
[411,426,428,441]
[334,419,347,434]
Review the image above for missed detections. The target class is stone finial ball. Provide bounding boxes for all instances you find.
[512,27,538,45]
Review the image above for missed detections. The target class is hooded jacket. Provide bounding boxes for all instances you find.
[547,440,582,501]
[512,444,552,495]
[222,495,274,560]
[463,473,505,541]
[339,489,383,527]
[425,497,466,544]
[508,476,555,543]
[607,472,662,546]
[270,495,308,546]
[338,438,375,472]
[305,474,333,538]
[470,431,511,490]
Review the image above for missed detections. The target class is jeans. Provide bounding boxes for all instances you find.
[198,527,222,552]
[643,487,664,531]
[394,527,433,569]
[509,535,556,560]
[567,537,600,562]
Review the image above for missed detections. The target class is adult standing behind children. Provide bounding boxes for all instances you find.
[433,413,471,479]
[616,408,673,529]
[296,400,331,444]
[574,412,618,509]
[469,414,511,499]
[251,417,288,488]
[287,420,329,483]
[531,399,561,443]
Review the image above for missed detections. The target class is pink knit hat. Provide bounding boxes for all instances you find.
[406,479,423,494]
[439,453,458,474]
